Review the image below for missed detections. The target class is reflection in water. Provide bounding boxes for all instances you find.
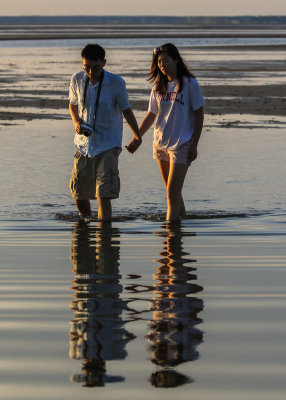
[69,221,134,387]
[147,222,204,388]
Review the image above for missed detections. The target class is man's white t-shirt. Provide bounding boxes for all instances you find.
[148,77,205,150]
[69,70,130,157]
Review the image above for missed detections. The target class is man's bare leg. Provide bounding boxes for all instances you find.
[74,199,91,216]
[97,198,112,221]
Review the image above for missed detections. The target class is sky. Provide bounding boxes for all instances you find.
[2,0,286,16]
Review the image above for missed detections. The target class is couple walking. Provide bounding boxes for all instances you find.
[69,43,205,222]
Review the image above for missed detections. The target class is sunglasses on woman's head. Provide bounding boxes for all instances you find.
[153,44,172,55]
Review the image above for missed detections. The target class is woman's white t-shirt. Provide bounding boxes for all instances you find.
[148,77,205,150]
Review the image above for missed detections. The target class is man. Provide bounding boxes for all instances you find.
[69,43,141,221]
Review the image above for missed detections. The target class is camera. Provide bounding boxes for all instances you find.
[81,124,93,137]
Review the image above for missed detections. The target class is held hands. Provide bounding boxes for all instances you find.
[125,137,142,154]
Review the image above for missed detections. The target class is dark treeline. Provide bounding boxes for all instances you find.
[1,15,286,26]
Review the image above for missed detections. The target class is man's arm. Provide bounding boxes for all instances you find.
[122,107,141,141]
[69,103,82,134]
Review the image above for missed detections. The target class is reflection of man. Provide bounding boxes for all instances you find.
[69,43,141,220]
[69,221,134,387]
[147,222,204,388]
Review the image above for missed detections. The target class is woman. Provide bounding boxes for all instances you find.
[127,43,205,221]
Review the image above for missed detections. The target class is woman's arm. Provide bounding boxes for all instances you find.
[188,106,204,162]
[139,111,157,137]
[126,111,157,154]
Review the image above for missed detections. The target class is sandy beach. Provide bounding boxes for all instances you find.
[0,25,286,400]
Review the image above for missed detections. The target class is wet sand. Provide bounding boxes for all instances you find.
[1,83,286,120]
[1,43,286,125]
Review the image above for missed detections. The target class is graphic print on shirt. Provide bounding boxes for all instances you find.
[157,91,184,105]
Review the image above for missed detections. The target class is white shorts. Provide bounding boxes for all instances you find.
[153,140,192,166]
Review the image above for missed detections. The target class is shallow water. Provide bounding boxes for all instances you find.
[0,117,285,222]
[2,35,286,49]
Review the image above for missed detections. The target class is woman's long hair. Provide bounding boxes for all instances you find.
[148,43,195,95]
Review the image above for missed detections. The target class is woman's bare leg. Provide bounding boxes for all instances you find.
[156,159,170,188]
[157,160,189,221]
[166,163,189,221]
[179,195,186,218]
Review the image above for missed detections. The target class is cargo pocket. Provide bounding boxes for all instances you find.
[69,170,80,199]
[69,152,82,199]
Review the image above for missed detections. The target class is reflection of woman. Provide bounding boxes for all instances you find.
[69,221,134,387]
[147,222,204,388]
[150,369,191,389]
[127,43,205,221]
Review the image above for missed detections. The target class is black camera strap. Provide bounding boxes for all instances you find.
[82,70,104,131]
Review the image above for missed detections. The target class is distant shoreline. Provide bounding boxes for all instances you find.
[2,16,286,41]
[1,24,286,41]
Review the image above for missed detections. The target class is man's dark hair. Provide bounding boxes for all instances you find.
[81,44,105,61]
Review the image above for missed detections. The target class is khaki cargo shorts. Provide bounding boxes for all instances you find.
[70,147,121,200]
